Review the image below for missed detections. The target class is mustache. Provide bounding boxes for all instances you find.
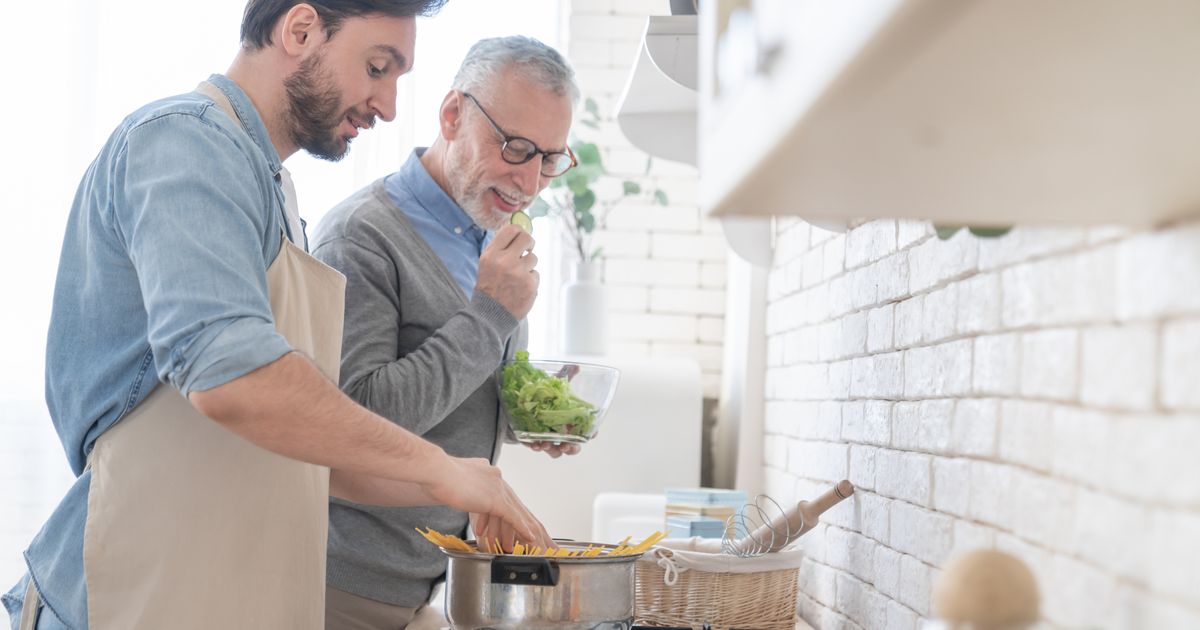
[347,109,377,131]
[493,187,531,206]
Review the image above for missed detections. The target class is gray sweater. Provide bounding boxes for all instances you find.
[311,178,525,607]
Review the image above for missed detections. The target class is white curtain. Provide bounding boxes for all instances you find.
[0,0,562,587]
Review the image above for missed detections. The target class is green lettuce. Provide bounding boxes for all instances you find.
[500,351,597,437]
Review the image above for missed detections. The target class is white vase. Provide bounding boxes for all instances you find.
[561,260,607,356]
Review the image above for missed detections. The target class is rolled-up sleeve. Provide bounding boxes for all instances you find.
[112,112,293,395]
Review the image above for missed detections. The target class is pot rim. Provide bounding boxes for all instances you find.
[441,540,647,565]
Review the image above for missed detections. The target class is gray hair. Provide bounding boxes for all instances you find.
[451,36,580,106]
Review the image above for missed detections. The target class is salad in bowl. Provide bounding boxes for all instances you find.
[497,351,620,444]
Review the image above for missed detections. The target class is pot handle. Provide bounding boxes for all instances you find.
[490,556,560,587]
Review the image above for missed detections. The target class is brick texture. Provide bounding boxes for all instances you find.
[764,220,1200,627]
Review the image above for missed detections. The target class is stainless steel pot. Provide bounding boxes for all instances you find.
[442,542,639,630]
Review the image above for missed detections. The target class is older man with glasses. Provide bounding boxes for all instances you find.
[310,36,581,630]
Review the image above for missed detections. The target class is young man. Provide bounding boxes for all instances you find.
[2,4,553,630]
[311,36,580,629]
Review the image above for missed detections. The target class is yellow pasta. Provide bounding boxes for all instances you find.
[416,528,667,558]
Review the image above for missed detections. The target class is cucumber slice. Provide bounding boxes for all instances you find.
[510,211,533,233]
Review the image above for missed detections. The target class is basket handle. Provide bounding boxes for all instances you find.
[654,551,683,586]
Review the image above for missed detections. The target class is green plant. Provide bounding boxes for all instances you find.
[529,97,670,261]
[934,225,1013,240]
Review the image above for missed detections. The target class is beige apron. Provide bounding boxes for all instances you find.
[56,81,344,629]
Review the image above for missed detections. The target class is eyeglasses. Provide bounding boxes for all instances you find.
[462,92,576,178]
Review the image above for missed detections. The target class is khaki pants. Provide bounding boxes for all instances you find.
[324,586,424,630]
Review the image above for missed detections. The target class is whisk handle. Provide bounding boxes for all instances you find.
[735,480,855,554]
[809,479,855,515]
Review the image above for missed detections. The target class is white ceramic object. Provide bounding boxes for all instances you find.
[561,260,607,356]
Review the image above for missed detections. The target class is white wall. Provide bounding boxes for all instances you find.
[764,218,1200,629]
[566,0,726,398]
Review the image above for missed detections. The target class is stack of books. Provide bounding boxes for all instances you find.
[663,488,748,539]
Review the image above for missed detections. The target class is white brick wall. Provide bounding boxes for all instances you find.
[566,0,724,396]
[765,220,1200,628]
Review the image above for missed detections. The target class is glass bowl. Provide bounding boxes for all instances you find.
[497,354,620,444]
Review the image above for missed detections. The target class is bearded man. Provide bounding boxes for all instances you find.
[310,35,581,630]
[3,5,555,630]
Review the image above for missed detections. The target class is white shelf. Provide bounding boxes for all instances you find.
[698,0,1200,227]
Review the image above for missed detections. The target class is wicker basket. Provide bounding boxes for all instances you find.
[633,539,802,630]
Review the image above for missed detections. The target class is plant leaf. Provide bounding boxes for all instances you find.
[622,180,642,195]
[967,226,1013,238]
[644,157,653,176]
[528,197,551,219]
[574,189,596,215]
[566,172,590,196]
[585,97,601,120]
[653,189,669,206]
[579,119,599,129]
[934,225,963,240]
[575,163,604,182]
[590,246,605,261]
[577,211,596,232]
[573,142,603,167]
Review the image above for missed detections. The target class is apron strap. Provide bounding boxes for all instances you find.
[194,80,301,247]
[19,577,40,630]
[195,80,241,126]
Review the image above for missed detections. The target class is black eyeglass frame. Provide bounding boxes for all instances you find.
[462,92,577,178]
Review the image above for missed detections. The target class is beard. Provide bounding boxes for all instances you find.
[283,52,371,162]
[444,146,527,231]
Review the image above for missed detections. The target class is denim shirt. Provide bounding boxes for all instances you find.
[3,74,298,630]
[384,149,493,298]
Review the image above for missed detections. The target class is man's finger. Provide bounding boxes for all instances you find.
[488,224,523,250]
[490,224,535,254]
[500,500,538,547]
[473,513,492,550]
[509,232,535,257]
[512,498,553,549]
[502,523,518,553]
[481,519,501,553]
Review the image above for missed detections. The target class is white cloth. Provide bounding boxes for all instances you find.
[639,537,805,586]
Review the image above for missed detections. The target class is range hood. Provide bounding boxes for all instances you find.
[614,15,775,268]
[614,15,698,166]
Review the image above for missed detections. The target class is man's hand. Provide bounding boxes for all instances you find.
[190,353,551,551]
[475,224,538,319]
[423,455,553,552]
[523,441,581,459]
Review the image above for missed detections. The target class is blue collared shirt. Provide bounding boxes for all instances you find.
[383,149,493,298]
[3,74,297,630]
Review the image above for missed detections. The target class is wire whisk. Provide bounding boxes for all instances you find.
[720,494,804,558]
[720,480,855,557]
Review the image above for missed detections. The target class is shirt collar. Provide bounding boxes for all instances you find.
[399,148,489,244]
[205,74,283,177]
